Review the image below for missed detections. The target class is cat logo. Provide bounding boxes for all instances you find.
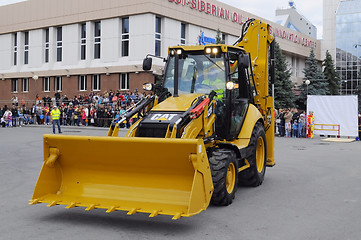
[150,113,178,121]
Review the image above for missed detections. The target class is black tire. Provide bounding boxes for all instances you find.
[209,148,238,206]
[238,122,267,187]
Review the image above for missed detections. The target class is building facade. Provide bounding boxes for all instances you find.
[0,0,321,107]
[336,0,361,95]
[275,5,317,39]
[323,0,361,95]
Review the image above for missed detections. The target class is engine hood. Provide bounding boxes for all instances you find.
[152,94,204,112]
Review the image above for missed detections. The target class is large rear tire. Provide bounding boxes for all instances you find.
[238,122,267,187]
[209,149,238,206]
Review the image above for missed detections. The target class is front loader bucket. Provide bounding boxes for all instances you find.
[30,135,213,219]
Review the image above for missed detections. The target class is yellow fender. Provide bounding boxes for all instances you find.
[230,104,274,166]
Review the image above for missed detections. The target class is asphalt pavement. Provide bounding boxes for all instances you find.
[0,125,360,240]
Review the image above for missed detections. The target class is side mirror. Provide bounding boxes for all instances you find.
[239,53,249,68]
[143,57,152,71]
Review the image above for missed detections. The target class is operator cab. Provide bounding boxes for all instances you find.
[144,45,254,141]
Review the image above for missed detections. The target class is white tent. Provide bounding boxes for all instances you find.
[307,95,359,137]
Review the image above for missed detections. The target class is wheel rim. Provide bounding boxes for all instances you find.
[226,162,236,194]
[256,137,265,173]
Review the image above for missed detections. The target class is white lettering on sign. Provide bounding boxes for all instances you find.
[273,27,317,48]
[167,0,317,49]
[150,114,178,121]
[168,0,232,21]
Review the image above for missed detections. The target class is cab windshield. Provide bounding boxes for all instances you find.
[164,53,226,95]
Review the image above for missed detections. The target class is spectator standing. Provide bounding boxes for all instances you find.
[44,107,51,125]
[279,109,286,137]
[11,106,18,127]
[284,109,293,137]
[276,109,283,136]
[81,107,87,126]
[4,109,12,127]
[307,111,315,138]
[50,105,62,134]
[18,108,24,126]
[292,120,298,138]
[62,106,68,125]
[298,115,305,138]
[97,105,105,127]
[62,95,69,106]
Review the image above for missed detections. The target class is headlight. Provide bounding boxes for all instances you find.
[226,81,235,90]
[176,49,182,55]
[143,83,153,91]
[212,48,218,54]
[205,48,212,54]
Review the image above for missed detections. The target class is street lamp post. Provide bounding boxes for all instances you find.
[32,75,38,124]
[305,79,310,138]
[305,79,310,96]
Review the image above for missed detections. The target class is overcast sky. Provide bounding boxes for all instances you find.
[218,0,323,39]
[0,0,27,6]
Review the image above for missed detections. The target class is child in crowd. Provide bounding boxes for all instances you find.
[292,120,298,138]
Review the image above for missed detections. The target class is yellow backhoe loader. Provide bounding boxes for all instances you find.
[30,19,275,220]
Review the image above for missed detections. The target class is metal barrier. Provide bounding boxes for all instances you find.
[314,123,340,137]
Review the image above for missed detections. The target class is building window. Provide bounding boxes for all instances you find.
[181,23,186,45]
[92,74,101,91]
[13,33,17,66]
[22,78,29,92]
[155,16,162,56]
[94,21,101,59]
[121,17,129,57]
[56,27,62,62]
[11,79,18,93]
[54,76,62,91]
[222,33,226,44]
[45,28,49,63]
[43,77,50,92]
[24,31,29,64]
[79,75,87,91]
[120,73,129,90]
[80,23,86,60]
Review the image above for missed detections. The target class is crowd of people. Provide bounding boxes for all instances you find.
[2,92,361,139]
[275,108,309,138]
[1,90,150,128]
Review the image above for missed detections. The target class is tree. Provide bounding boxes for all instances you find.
[271,42,295,109]
[323,50,340,95]
[215,29,225,44]
[298,49,328,104]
